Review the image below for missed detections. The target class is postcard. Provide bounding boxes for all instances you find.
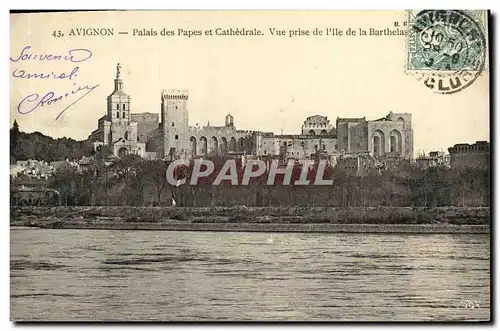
[10,10,490,322]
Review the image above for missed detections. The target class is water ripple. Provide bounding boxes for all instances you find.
[10,229,490,321]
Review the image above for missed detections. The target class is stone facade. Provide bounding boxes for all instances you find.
[301,115,336,136]
[185,123,255,159]
[448,141,490,169]
[336,112,413,160]
[259,134,337,159]
[130,113,159,144]
[88,65,414,162]
[157,88,256,159]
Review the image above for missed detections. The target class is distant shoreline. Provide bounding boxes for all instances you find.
[11,206,490,234]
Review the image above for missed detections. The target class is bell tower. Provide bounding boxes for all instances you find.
[107,63,131,126]
[225,114,234,127]
[104,63,138,158]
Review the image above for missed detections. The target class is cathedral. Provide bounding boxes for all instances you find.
[88,64,414,161]
[88,64,150,159]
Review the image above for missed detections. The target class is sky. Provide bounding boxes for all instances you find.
[9,10,490,155]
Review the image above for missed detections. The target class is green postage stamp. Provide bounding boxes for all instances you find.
[406,10,488,94]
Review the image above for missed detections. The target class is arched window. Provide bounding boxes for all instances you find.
[390,130,402,153]
[123,112,126,119]
[390,136,397,152]
[372,130,385,156]
[373,136,380,156]
[123,104,126,110]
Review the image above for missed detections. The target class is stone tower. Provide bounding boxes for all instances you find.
[161,89,189,159]
[107,63,132,143]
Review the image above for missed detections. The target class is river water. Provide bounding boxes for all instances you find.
[10,228,490,321]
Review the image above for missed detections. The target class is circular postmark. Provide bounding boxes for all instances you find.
[407,10,487,94]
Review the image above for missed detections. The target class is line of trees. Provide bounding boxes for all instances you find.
[10,120,93,163]
[39,155,489,208]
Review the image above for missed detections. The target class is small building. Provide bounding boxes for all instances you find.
[415,151,451,170]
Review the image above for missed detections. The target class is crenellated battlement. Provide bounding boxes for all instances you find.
[161,89,189,101]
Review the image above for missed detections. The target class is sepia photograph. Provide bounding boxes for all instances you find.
[9,9,491,322]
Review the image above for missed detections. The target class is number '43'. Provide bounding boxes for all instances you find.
[52,30,64,38]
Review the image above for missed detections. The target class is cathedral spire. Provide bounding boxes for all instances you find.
[114,63,123,91]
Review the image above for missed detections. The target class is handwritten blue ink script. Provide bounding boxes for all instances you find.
[10,45,99,120]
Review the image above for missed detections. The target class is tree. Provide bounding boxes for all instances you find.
[144,160,168,205]
[49,164,79,206]
[187,163,201,207]
[110,154,143,206]
[10,120,20,163]
[9,124,94,162]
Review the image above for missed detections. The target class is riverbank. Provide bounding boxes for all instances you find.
[12,222,489,234]
[10,206,490,234]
